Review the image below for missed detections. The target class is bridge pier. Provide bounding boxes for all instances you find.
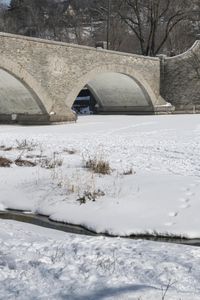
[49,102,77,123]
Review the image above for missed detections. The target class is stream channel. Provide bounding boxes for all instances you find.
[1,209,200,247]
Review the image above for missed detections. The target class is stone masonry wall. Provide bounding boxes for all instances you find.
[160,41,200,113]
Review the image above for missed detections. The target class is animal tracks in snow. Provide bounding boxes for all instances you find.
[186,191,195,197]
[164,179,199,228]
[180,203,191,209]
[168,211,178,217]
[179,198,190,203]
[164,222,175,227]
[178,183,196,211]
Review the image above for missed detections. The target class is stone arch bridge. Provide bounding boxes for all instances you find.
[0,32,198,124]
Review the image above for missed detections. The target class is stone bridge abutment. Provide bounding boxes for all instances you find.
[160,40,200,113]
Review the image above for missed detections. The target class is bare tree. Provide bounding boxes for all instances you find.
[88,0,130,50]
[118,0,195,56]
[0,3,7,32]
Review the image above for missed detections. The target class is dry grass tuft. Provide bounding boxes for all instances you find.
[85,158,111,175]
[77,189,105,204]
[123,168,135,175]
[40,155,63,169]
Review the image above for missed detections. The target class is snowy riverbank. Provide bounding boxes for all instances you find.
[0,115,200,237]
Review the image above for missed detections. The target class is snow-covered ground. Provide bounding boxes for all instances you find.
[1,219,200,300]
[1,114,200,299]
[0,114,200,237]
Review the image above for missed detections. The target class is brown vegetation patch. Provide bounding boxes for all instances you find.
[85,158,111,175]
[63,148,77,155]
[0,156,13,167]
[26,154,47,159]
[0,145,14,151]
[15,159,36,167]
[3,147,13,151]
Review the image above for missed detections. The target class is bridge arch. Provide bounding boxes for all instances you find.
[67,64,159,113]
[0,57,52,118]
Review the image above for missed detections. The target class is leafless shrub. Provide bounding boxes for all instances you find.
[40,153,63,169]
[16,139,37,151]
[161,278,176,300]
[56,171,106,204]
[0,156,13,167]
